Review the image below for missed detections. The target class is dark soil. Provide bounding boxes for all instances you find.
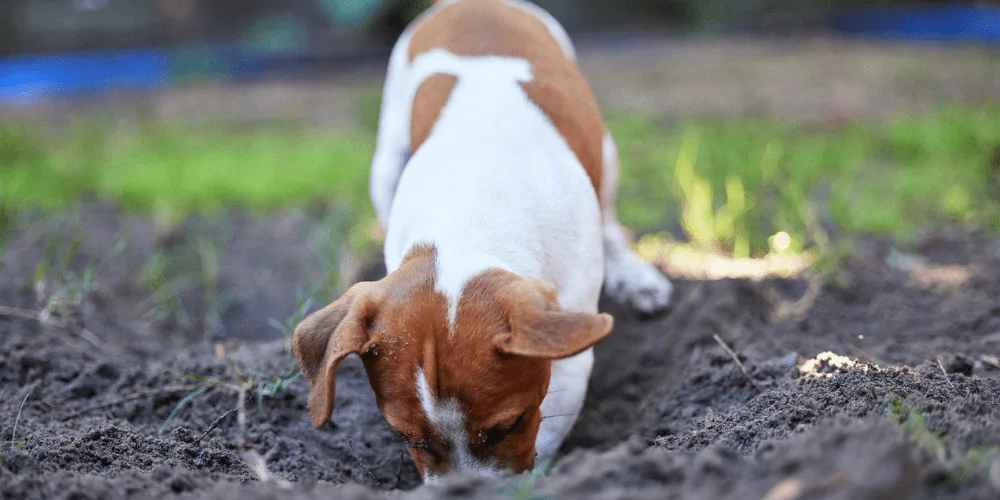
[1,206,999,500]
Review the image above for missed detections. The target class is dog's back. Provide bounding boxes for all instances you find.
[405,0,605,195]
[383,0,607,303]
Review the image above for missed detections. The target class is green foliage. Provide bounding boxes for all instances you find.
[505,467,553,500]
[884,394,1000,490]
[356,85,386,137]
[162,361,302,432]
[0,198,16,251]
[161,386,209,432]
[269,289,316,351]
[30,215,124,316]
[2,104,998,274]
[9,391,29,451]
[611,104,1000,258]
[138,219,245,344]
[0,120,375,226]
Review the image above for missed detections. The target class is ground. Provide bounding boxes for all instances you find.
[1,207,998,500]
[1,36,1000,499]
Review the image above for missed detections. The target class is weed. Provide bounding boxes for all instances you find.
[9,390,29,451]
[161,360,302,433]
[670,127,754,257]
[194,232,244,342]
[29,216,124,327]
[140,250,195,342]
[139,218,244,344]
[161,386,209,432]
[505,467,553,500]
[269,288,316,351]
[303,205,352,298]
[884,394,1000,489]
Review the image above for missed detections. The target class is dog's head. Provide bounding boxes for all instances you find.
[292,245,612,480]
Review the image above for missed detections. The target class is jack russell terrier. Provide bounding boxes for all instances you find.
[293,0,673,482]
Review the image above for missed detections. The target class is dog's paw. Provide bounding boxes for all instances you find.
[604,257,673,315]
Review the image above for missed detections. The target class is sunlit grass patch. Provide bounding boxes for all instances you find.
[634,232,818,281]
[0,120,376,227]
[610,104,1000,261]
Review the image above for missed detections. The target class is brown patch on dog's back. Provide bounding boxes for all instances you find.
[411,74,458,154]
[406,0,604,196]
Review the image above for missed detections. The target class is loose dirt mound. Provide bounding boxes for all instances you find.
[1,209,999,499]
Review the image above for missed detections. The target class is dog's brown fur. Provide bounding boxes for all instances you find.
[407,0,605,195]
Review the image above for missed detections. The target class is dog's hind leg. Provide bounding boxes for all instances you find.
[369,32,415,230]
[599,131,673,315]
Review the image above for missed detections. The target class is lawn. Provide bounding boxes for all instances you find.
[2,103,999,263]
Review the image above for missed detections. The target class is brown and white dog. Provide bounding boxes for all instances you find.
[293,0,673,482]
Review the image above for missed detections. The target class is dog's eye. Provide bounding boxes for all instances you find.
[482,412,526,448]
[503,413,525,434]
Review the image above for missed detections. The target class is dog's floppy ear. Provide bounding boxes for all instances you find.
[494,278,613,359]
[292,281,385,428]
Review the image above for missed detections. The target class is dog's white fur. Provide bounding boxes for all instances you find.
[368,0,672,474]
[416,368,498,479]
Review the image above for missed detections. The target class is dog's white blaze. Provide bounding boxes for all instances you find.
[416,368,498,477]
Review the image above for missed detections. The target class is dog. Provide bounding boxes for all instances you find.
[292,0,673,482]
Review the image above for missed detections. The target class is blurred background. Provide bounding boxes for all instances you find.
[0,0,999,346]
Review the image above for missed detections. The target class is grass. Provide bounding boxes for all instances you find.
[885,394,1000,490]
[609,104,1000,258]
[9,390,29,451]
[269,289,317,352]
[1,103,999,270]
[505,466,553,500]
[29,216,124,322]
[0,120,375,229]
[161,359,302,433]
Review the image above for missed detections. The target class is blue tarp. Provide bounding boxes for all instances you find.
[830,5,1000,44]
[0,44,286,104]
[3,5,999,104]
[0,48,170,104]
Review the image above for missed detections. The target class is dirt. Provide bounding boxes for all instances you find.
[0,205,998,500]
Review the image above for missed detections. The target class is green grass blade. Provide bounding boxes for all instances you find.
[267,318,288,335]
[226,357,246,384]
[160,386,208,433]
[10,390,30,451]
